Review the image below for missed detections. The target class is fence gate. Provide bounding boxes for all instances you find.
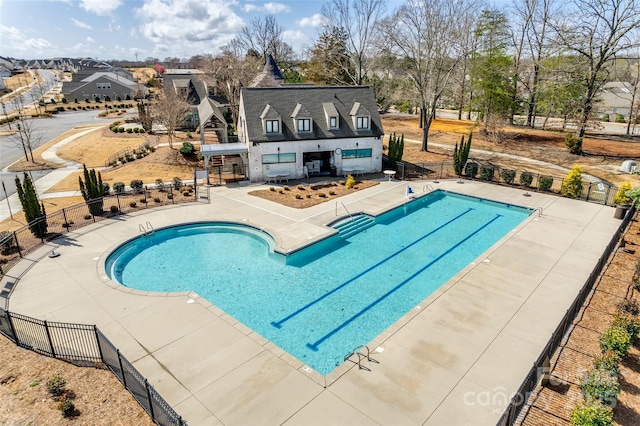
[585,182,614,205]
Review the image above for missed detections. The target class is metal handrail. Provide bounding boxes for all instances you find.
[139,222,154,235]
[423,184,434,193]
[344,345,379,371]
[335,201,353,220]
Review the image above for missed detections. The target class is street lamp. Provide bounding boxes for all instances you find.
[16,122,28,161]
[1,102,10,130]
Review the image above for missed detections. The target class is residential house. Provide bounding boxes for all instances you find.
[62,68,146,102]
[236,85,384,182]
[597,81,636,122]
[161,72,229,141]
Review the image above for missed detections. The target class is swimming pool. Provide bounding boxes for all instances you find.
[106,190,531,375]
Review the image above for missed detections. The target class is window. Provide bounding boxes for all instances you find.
[297,118,311,132]
[262,152,296,164]
[96,82,111,89]
[356,116,369,130]
[265,120,280,134]
[341,148,372,159]
[329,116,338,129]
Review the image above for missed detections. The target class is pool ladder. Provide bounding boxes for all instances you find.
[344,345,379,371]
[335,201,354,220]
[139,221,154,235]
[423,184,435,193]
[535,207,543,217]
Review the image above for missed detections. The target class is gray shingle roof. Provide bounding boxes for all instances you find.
[241,86,383,143]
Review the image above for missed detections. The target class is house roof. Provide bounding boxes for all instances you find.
[240,86,384,143]
[249,54,285,88]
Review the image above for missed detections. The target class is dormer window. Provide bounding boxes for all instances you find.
[266,119,280,133]
[260,104,282,135]
[297,118,311,132]
[323,102,340,130]
[350,102,371,131]
[291,103,313,134]
[356,116,369,129]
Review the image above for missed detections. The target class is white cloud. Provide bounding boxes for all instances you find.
[283,29,304,42]
[80,0,122,16]
[264,2,289,13]
[86,36,95,43]
[242,2,289,13]
[72,18,93,30]
[135,0,243,58]
[0,25,55,54]
[297,13,325,28]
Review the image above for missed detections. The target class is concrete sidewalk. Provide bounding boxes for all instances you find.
[0,126,102,222]
[5,180,621,426]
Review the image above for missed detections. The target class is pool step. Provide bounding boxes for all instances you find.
[334,215,375,239]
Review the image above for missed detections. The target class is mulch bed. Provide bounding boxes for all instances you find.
[520,216,640,425]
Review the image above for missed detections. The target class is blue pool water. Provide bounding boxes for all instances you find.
[106,191,531,375]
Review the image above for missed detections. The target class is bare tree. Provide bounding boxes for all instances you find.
[194,51,261,126]
[551,0,640,146]
[320,0,385,85]
[152,89,192,149]
[10,94,42,162]
[511,0,559,127]
[234,15,291,62]
[381,0,481,151]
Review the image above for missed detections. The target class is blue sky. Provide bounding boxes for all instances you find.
[0,0,510,61]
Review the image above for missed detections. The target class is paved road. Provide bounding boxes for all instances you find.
[0,110,106,201]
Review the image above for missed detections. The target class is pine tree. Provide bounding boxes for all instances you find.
[15,172,47,238]
[453,133,472,177]
[79,164,106,216]
[387,133,405,166]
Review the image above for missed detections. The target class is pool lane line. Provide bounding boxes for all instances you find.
[305,213,503,352]
[270,207,474,329]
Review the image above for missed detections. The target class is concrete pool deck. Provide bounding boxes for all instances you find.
[4,179,622,426]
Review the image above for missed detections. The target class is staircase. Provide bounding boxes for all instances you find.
[333,214,375,239]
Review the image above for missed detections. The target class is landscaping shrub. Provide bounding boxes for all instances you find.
[47,375,66,398]
[155,178,165,191]
[579,368,620,407]
[611,313,640,342]
[565,134,583,155]
[109,205,119,214]
[570,399,613,426]
[593,351,621,377]
[295,194,302,199]
[464,162,478,178]
[561,166,583,199]
[479,165,494,181]
[615,114,626,123]
[0,231,17,255]
[172,177,183,190]
[130,179,144,192]
[58,396,76,418]
[538,175,554,192]
[601,113,610,122]
[61,98,67,104]
[186,131,192,138]
[283,185,290,191]
[599,325,632,358]
[126,128,133,133]
[129,201,137,208]
[118,127,125,133]
[614,182,633,205]
[345,175,356,189]
[616,299,639,316]
[318,192,327,198]
[269,186,276,192]
[296,184,305,190]
[154,197,161,203]
[139,198,147,204]
[180,142,194,155]
[501,169,516,184]
[520,172,533,187]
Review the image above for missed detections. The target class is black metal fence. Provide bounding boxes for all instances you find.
[0,186,197,276]
[0,308,186,426]
[388,158,622,206]
[495,205,636,426]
